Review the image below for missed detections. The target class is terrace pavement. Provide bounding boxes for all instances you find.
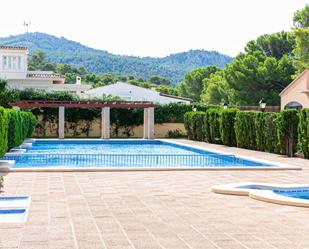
[1,139,309,249]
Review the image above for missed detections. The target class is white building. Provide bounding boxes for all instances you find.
[85,82,192,104]
[0,46,90,93]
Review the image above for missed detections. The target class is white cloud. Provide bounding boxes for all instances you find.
[0,0,307,57]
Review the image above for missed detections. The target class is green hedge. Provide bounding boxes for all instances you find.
[0,108,37,157]
[299,108,309,159]
[263,113,280,153]
[184,108,305,158]
[205,108,222,144]
[277,109,299,156]
[235,111,258,150]
[184,111,206,141]
[220,108,238,147]
[0,107,9,157]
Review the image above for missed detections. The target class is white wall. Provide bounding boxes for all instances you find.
[0,48,28,79]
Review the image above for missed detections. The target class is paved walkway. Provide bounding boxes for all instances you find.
[1,140,309,249]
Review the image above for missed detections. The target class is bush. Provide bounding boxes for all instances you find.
[263,113,280,153]
[235,111,258,150]
[184,111,206,141]
[206,108,222,144]
[220,108,239,147]
[254,112,281,153]
[7,110,22,148]
[277,109,299,157]
[0,107,9,157]
[298,108,309,159]
[165,129,186,138]
[4,109,37,152]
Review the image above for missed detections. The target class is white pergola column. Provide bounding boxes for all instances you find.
[143,108,149,139]
[101,107,110,139]
[58,106,65,139]
[147,107,155,139]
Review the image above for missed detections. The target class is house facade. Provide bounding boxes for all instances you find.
[280,70,309,110]
[0,46,90,93]
[85,82,192,104]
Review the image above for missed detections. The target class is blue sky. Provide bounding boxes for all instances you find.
[0,0,307,57]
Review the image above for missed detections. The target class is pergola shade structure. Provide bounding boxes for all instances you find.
[10,100,156,139]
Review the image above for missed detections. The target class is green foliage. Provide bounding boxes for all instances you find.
[235,111,258,150]
[201,70,234,105]
[293,4,309,28]
[19,89,79,101]
[7,110,22,148]
[184,111,206,141]
[6,110,37,149]
[155,85,179,96]
[165,129,186,138]
[293,28,309,72]
[245,31,295,59]
[298,108,309,159]
[178,66,220,101]
[226,51,296,105]
[205,108,222,144]
[220,108,239,147]
[0,107,9,157]
[0,32,233,83]
[149,76,171,85]
[255,112,281,153]
[277,109,299,156]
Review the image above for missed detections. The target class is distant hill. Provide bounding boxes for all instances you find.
[0,32,233,84]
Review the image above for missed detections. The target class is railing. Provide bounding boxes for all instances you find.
[0,153,266,167]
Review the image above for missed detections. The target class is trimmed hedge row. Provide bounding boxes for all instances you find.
[0,107,37,157]
[299,108,309,159]
[184,108,307,158]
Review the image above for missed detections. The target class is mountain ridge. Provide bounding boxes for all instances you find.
[0,32,233,83]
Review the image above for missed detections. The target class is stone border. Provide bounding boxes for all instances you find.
[5,138,302,172]
[212,182,309,208]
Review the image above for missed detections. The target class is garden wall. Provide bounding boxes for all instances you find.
[33,116,185,138]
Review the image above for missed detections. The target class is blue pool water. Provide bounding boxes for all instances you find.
[273,189,309,200]
[238,185,309,201]
[1,140,272,168]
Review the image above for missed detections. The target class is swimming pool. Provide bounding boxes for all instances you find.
[0,139,280,169]
[212,183,309,208]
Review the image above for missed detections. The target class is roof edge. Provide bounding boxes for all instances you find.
[279,70,309,96]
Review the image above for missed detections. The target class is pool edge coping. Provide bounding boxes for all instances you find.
[211,182,309,208]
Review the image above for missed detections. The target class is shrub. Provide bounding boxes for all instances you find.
[298,108,309,159]
[263,113,280,153]
[7,110,22,148]
[184,111,206,141]
[0,107,9,157]
[235,111,258,150]
[206,108,222,144]
[220,108,238,147]
[6,109,37,150]
[165,129,186,138]
[277,109,299,157]
[254,112,281,153]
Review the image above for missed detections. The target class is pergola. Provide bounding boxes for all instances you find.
[10,100,156,139]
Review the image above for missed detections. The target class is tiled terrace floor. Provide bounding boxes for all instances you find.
[1,139,309,249]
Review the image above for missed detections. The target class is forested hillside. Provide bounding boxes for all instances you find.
[0,32,233,84]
